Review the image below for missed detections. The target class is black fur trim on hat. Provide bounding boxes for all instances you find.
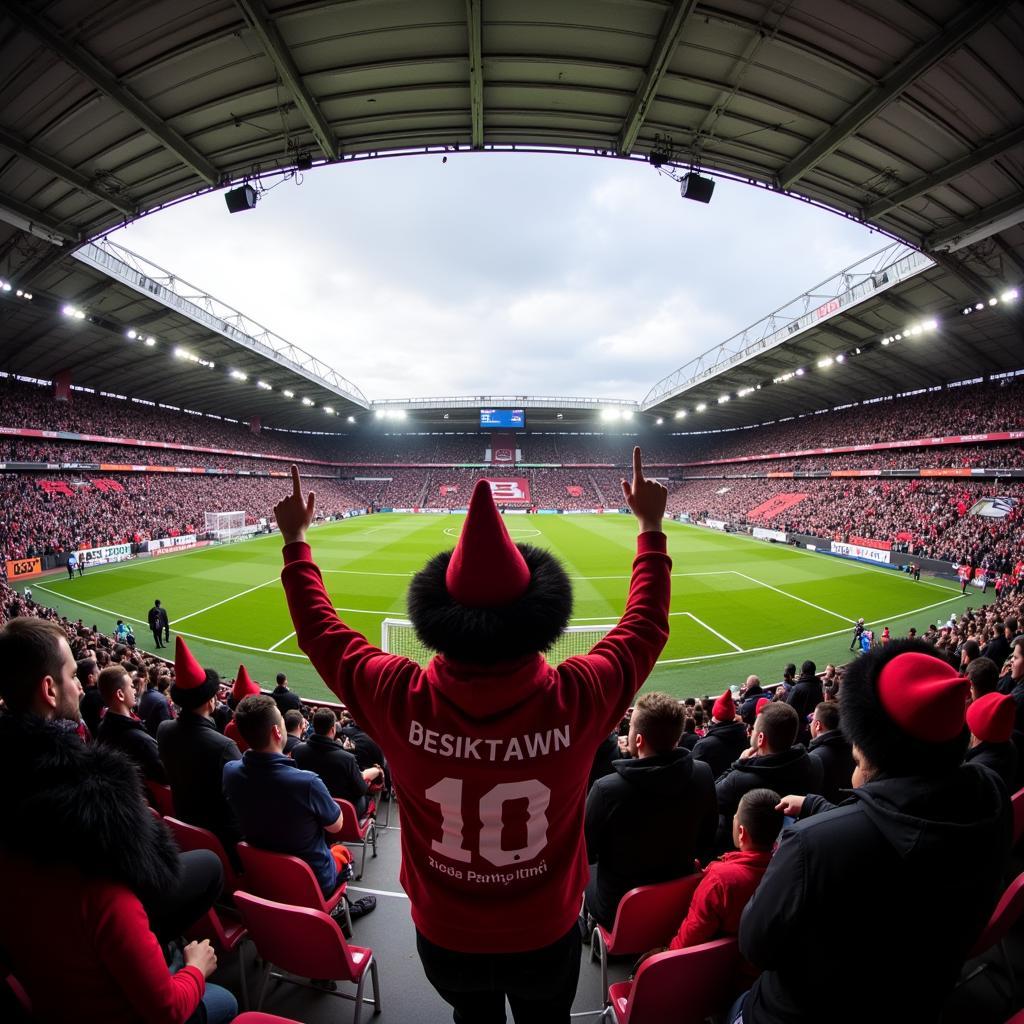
[840,639,968,777]
[406,543,573,665]
[172,668,221,710]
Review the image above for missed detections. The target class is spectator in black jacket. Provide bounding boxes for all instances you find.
[965,691,1019,790]
[806,701,853,803]
[138,672,172,737]
[293,708,383,815]
[785,660,822,744]
[715,703,821,853]
[692,690,749,779]
[967,656,1000,700]
[1000,638,1024,729]
[738,675,765,726]
[271,672,302,715]
[283,709,306,756]
[339,716,386,775]
[95,665,166,783]
[77,657,102,738]
[677,717,699,751]
[983,622,1011,671]
[584,692,716,929]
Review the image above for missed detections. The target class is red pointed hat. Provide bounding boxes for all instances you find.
[232,664,260,702]
[174,636,206,690]
[445,479,531,607]
[877,651,969,743]
[967,692,1015,744]
[713,689,736,722]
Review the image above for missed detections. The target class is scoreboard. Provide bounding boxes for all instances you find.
[480,408,525,429]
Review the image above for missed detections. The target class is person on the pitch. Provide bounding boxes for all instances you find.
[148,599,170,649]
[274,450,670,1023]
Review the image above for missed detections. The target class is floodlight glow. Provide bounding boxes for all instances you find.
[882,338,891,346]
[1002,289,1018,303]
[695,403,707,412]
[989,297,998,306]
[173,347,188,359]
[283,389,294,398]
[0,281,11,292]
[924,319,938,331]
[347,416,356,424]
[674,410,686,419]
[257,380,272,390]
[975,302,984,310]
[836,353,846,363]
[144,337,156,347]
[817,356,834,368]
[230,370,248,381]
[126,328,137,339]
[324,405,334,414]
[795,367,805,376]
[302,397,314,406]
[963,307,972,315]
[737,387,754,397]
[375,409,384,418]
[622,410,633,420]
[717,395,730,404]
[600,409,619,422]
[656,417,663,425]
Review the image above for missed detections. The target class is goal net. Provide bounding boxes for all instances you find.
[204,510,247,540]
[381,618,616,666]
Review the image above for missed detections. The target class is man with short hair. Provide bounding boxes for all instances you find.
[271,672,302,715]
[222,694,365,912]
[714,703,821,852]
[583,691,716,929]
[776,664,797,700]
[157,639,242,859]
[807,702,853,804]
[147,599,169,649]
[139,670,173,737]
[76,657,103,738]
[983,623,1010,670]
[66,552,77,580]
[737,643,1011,1024]
[294,708,383,815]
[692,690,749,779]
[95,665,167,782]
[999,638,1024,718]
[0,617,82,723]
[738,675,765,727]
[283,709,306,755]
[849,618,865,651]
[785,660,822,744]
[967,657,1000,701]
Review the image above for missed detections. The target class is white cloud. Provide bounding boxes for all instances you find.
[107,153,880,401]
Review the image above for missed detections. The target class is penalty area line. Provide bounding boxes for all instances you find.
[681,611,744,652]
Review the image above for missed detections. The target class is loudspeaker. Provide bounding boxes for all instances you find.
[224,184,257,213]
[680,173,715,204]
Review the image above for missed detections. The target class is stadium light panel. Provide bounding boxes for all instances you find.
[324,405,334,414]
[975,302,984,310]
[257,380,272,390]
[230,370,248,381]
[656,417,663,425]
[302,397,314,406]
[817,357,834,368]
[717,395,729,404]
[695,403,707,412]
[882,338,891,346]
[795,367,805,376]
[835,353,846,363]
[283,389,294,398]
[989,297,998,306]
[126,328,137,340]
[347,416,356,423]
[144,337,156,347]
[674,410,686,419]
[1002,289,1018,303]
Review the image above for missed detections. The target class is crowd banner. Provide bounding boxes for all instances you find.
[6,557,42,579]
[830,541,891,565]
[79,542,134,566]
[753,527,789,542]
[847,535,892,551]
[145,533,198,552]
[704,519,728,531]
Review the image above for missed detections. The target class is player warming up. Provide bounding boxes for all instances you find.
[274,449,670,1023]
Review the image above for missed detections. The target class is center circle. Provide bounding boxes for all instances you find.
[443,527,541,539]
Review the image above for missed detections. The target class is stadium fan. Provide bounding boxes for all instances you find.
[691,689,749,778]
[224,664,261,753]
[806,702,854,804]
[737,644,1011,1024]
[77,656,103,738]
[95,664,167,783]
[965,691,1019,790]
[784,660,823,745]
[293,707,383,815]
[583,691,716,931]
[737,675,766,726]
[271,671,302,715]
[668,788,783,951]
[999,636,1024,722]
[283,708,307,755]
[157,638,243,865]
[139,666,174,737]
[148,599,170,649]
[714,703,821,853]
[274,449,670,1021]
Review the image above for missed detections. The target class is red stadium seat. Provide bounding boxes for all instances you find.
[144,779,174,817]
[334,798,377,880]
[187,907,249,1009]
[368,780,393,829]
[233,892,381,1024]
[590,872,704,1000]
[231,1015,304,1024]
[165,816,243,894]
[960,871,1024,1006]
[602,939,740,1024]
[236,841,351,934]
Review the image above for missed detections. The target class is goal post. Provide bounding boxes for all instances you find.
[381,618,616,666]
[204,510,247,540]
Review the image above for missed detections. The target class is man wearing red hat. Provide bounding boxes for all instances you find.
[157,637,243,862]
[224,664,261,753]
[734,642,1011,1024]
[965,690,1019,790]
[275,449,670,1022]
[692,689,749,779]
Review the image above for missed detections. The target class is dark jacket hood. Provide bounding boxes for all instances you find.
[706,720,748,741]
[809,730,849,754]
[730,745,811,778]
[0,713,180,913]
[613,748,694,797]
[850,763,1008,862]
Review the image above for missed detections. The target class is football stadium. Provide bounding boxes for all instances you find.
[0,2,1023,1023]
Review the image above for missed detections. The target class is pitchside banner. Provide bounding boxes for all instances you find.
[146,534,198,552]
[79,542,134,566]
[753,527,788,542]
[6,557,42,580]
[831,541,891,564]
[486,478,532,504]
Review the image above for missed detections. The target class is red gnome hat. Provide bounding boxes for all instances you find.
[232,664,260,703]
[171,636,220,709]
[445,480,531,607]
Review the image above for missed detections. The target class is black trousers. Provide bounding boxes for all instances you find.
[152,629,164,648]
[416,924,582,1024]
[147,849,223,944]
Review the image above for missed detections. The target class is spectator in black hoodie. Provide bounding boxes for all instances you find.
[715,702,821,853]
[584,692,716,929]
[77,657,102,737]
[738,675,766,726]
[95,665,167,783]
[807,701,853,803]
[692,690,749,779]
[965,691,1019,790]
[785,660,823,744]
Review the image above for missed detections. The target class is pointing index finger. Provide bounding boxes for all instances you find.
[632,446,644,483]
[291,464,302,498]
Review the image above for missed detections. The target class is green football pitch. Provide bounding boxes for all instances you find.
[27,515,969,700]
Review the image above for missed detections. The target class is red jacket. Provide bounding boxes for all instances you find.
[668,848,772,950]
[281,531,671,953]
[0,859,204,1023]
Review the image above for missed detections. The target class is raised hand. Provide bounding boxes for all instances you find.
[274,465,316,545]
[621,446,667,533]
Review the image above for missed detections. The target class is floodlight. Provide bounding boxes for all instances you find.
[975,302,984,310]
[656,417,663,425]
[257,380,272,390]
[717,395,729,404]
[283,389,295,398]
[835,353,846,363]
[347,416,356,423]
[144,337,156,347]
[795,367,804,376]
[224,184,258,213]
[989,297,998,306]
[302,397,314,406]
[674,410,686,419]
[695,403,707,412]
[924,319,938,331]
[126,329,137,339]
[230,370,248,381]
[817,357,833,368]
[1001,289,1018,303]
[324,405,334,414]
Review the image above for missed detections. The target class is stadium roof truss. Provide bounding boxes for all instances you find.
[0,0,1021,432]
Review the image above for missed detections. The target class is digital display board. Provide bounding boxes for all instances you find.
[480,408,525,429]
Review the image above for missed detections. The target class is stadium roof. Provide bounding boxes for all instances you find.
[0,0,1022,432]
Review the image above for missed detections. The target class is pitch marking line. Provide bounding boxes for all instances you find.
[173,577,280,625]
[681,611,744,652]
[268,629,297,652]
[731,571,854,624]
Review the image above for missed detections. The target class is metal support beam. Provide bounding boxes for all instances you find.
[9,0,219,185]
[926,191,1024,251]
[617,0,698,156]
[466,0,484,149]
[863,124,1024,220]
[778,0,1008,189]
[0,126,136,218]
[0,192,78,244]
[235,0,337,160]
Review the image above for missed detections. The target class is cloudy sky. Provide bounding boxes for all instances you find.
[108,153,881,401]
